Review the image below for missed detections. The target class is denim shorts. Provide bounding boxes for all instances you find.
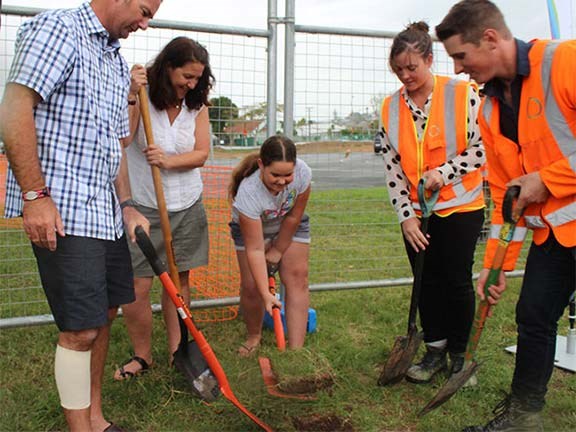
[32,235,134,332]
[229,214,310,251]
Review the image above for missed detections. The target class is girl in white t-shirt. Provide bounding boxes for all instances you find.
[229,135,312,356]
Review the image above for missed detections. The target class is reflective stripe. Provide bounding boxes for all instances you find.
[546,201,576,227]
[489,224,528,241]
[444,79,458,159]
[482,97,494,123]
[388,91,401,152]
[524,215,546,229]
[452,181,466,197]
[542,42,576,172]
[413,182,483,211]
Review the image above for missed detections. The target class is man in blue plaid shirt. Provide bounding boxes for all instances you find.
[0,1,161,431]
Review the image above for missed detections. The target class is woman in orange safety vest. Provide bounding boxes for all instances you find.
[376,21,486,386]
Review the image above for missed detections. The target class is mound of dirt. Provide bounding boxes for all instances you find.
[292,413,354,432]
[277,372,335,395]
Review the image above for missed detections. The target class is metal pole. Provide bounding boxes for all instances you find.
[0,271,525,329]
[266,0,278,138]
[283,0,295,137]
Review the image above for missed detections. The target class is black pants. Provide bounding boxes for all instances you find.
[511,232,575,411]
[404,209,484,354]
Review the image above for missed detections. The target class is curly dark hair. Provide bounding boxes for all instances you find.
[147,36,215,111]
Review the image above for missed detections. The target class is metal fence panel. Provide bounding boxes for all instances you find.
[0,7,527,328]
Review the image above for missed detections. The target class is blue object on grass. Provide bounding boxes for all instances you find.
[263,302,317,334]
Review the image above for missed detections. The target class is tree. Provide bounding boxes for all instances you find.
[241,102,284,120]
[208,96,239,136]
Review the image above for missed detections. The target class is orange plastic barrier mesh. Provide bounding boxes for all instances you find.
[189,165,239,322]
[0,158,240,322]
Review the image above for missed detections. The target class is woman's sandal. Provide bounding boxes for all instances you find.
[238,342,260,358]
[114,356,150,381]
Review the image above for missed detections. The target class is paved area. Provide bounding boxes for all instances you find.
[208,150,386,191]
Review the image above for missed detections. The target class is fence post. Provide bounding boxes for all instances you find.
[283,0,295,137]
[267,0,278,137]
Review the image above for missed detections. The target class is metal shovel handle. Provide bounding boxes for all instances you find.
[417,177,440,219]
[135,226,273,432]
[406,178,440,333]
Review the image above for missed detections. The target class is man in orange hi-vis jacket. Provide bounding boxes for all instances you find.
[436,1,575,431]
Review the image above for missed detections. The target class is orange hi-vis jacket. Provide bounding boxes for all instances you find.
[480,40,576,271]
[381,75,485,216]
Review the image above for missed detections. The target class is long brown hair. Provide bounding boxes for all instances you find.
[229,135,297,200]
[147,37,215,111]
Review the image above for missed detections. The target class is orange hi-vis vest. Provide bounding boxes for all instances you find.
[480,40,576,271]
[380,75,484,216]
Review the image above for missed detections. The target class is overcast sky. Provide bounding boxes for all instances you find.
[2,0,568,40]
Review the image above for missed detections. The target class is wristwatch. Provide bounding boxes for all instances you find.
[120,199,137,210]
[22,187,50,202]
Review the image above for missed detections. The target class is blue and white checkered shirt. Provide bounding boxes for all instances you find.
[4,2,131,240]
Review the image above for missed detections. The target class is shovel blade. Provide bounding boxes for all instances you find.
[258,357,317,400]
[378,330,423,386]
[173,339,221,402]
[419,360,479,417]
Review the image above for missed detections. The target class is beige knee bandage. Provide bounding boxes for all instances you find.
[54,345,91,410]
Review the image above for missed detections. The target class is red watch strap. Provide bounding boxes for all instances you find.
[22,187,51,201]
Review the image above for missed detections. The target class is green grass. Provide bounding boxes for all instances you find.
[1,187,571,431]
[0,280,575,431]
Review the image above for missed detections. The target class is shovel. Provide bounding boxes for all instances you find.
[419,185,522,417]
[267,264,286,351]
[258,266,324,400]
[138,87,219,401]
[135,226,273,432]
[258,357,318,400]
[378,177,439,386]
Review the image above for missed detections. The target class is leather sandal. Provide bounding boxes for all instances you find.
[238,342,260,358]
[114,356,150,381]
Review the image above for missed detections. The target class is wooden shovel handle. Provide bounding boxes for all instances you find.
[138,87,181,290]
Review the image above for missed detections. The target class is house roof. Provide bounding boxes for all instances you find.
[224,119,263,134]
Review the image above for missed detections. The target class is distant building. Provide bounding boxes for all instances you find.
[223,119,266,147]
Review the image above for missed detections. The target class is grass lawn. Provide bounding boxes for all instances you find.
[0,186,573,431]
[0,278,574,431]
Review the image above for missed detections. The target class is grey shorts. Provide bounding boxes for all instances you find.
[128,199,209,277]
[229,214,310,251]
[32,235,135,332]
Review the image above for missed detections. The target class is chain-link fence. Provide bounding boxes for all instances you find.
[0,4,526,328]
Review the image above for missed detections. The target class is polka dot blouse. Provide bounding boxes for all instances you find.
[377,83,485,223]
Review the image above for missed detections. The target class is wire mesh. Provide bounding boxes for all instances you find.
[0,9,528,327]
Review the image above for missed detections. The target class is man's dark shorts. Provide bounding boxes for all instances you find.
[32,235,135,332]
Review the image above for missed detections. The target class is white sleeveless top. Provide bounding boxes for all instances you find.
[126,93,204,212]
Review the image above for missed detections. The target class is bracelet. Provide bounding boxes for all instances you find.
[119,199,136,210]
[128,98,137,105]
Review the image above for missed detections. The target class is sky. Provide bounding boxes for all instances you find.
[1,0,574,124]
[2,0,570,40]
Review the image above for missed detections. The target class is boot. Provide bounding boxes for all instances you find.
[405,345,447,383]
[449,352,477,388]
[461,394,543,432]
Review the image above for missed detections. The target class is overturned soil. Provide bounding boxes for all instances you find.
[277,372,335,395]
[292,413,354,432]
